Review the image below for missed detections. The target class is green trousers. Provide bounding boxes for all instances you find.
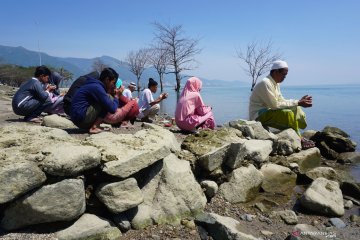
[256,106,307,136]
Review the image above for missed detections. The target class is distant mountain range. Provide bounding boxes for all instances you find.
[0,45,248,88]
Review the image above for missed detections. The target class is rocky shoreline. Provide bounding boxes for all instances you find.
[0,84,359,240]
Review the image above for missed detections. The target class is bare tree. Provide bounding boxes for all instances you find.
[125,48,150,94]
[237,40,282,91]
[153,22,201,92]
[149,45,170,92]
[92,58,108,72]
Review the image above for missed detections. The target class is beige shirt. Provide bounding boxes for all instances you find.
[249,75,298,120]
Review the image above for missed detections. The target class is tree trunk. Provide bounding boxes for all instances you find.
[137,76,141,97]
[175,72,181,92]
[159,73,164,92]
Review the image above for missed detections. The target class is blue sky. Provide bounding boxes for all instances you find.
[1,0,359,85]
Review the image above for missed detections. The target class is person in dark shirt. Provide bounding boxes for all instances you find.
[70,68,121,134]
[63,71,100,115]
[12,66,54,123]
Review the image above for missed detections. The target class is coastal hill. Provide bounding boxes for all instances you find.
[0,45,247,88]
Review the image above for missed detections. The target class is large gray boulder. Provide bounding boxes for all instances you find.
[86,127,179,178]
[311,126,357,159]
[96,178,143,214]
[276,128,302,153]
[288,148,322,173]
[129,154,206,229]
[305,167,338,182]
[56,213,121,240]
[0,124,75,163]
[195,212,260,240]
[226,140,273,169]
[0,160,46,204]
[198,143,232,172]
[1,179,86,230]
[229,119,277,141]
[337,152,360,164]
[260,163,297,193]
[42,114,77,129]
[181,127,243,157]
[300,177,344,217]
[219,164,263,203]
[42,144,101,176]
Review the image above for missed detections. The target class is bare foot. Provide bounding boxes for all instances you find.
[89,127,103,134]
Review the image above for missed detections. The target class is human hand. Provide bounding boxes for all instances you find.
[46,84,56,92]
[298,95,313,107]
[115,87,124,97]
[161,92,168,99]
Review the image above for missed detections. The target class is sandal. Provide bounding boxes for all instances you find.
[301,137,316,150]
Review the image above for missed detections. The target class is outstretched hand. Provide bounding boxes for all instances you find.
[298,95,313,108]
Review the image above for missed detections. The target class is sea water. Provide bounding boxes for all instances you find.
[157,84,360,181]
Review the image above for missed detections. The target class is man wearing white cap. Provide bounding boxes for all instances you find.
[122,82,137,100]
[249,60,315,149]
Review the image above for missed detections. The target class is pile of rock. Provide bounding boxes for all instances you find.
[0,116,359,240]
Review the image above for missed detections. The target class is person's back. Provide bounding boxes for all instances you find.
[138,88,153,111]
[122,88,132,99]
[63,71,99,115]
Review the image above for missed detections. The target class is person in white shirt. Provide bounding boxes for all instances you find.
[249,60,315,149]
[137,78,168,123]
[122,82,136,100]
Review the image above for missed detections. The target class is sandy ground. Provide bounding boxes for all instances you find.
[0,84,359,240]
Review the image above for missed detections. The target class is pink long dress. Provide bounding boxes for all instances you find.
[175,77,215,131]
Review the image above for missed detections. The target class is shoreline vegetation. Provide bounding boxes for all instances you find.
[0,83,359,240]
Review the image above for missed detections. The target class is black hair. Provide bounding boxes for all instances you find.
[148,78,158,88]
[99,68,119,82]
[34,65,51,78]
[270,68,286,75]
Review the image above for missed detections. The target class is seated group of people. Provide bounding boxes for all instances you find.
[11,61,315,149]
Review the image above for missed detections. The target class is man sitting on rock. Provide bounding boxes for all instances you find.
[70,68,122,134]
[249,60,315,149]
[12,66,55,123]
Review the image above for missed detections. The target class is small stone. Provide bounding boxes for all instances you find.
[312,220,319,225]
[113,213,131,232]
[151,234,161,240]
[258,215,272,224]
[184,220,196,230]
[260,230,274,236]
[344,200,353,209]
[329,218,346,228]
[350,215,360,222]
[254,202,267,212]
[289,163,299,169]
[240,214,255,222]
[200,180,218,198]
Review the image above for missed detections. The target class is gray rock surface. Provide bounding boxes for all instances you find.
[305,167,338,181]
[229,119,277,141]
[56,213,121,240]
[260,163,297,193]
[329,217,346,228]
[276,128,302,152]
[195,212,260,240]
[1,179,86,230]
[270,210,298,225]
[42,114,77,129]
[300,177,344,217]
[42,144,101,176]
[219,164,263,203]
[302,130,317,141]
[0,160,46,204]
[96,178,143,214]
[200,180,218,198]
[337,152,360,164]
[273,139,294,156]
[113,213,131,232]
[198,143,231,172]
[129,154,207,229]
[226,139,273,168]
[86,126,180,178]
[277,148,321,174]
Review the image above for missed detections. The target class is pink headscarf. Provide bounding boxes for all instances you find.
[175,77,205,121]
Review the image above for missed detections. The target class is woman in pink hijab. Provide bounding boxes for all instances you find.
[175,77,215,132]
